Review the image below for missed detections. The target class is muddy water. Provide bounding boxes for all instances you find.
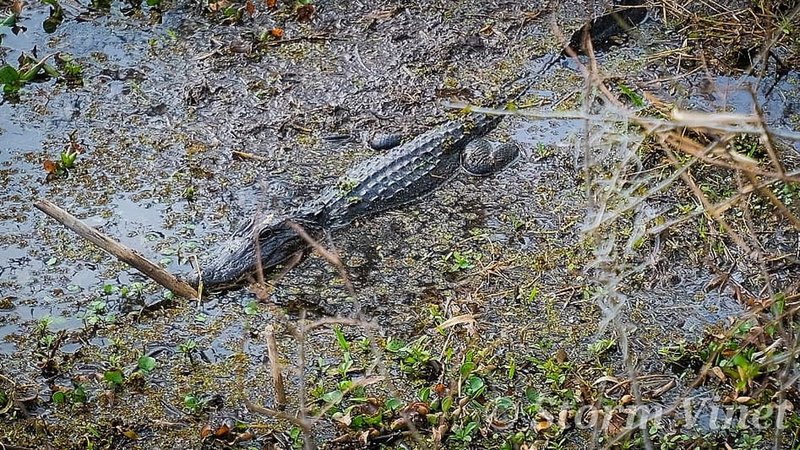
[1,0,798,447]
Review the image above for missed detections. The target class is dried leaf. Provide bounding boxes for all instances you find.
[200,424,213,439]
[436,313,476,331]
[606,413,625,437]
[122,429,139,440]
[43,159,58,174]
[592,375,619,386]
[245,0,255,16]
[390,417,409,430]
[266,0,277,8]
[207,0,230,12]
[533,420,551,432]
[558,409,571,429]
[234,431,255,442]
[332,411,352,426]
[214,421,231,438]
[401,401,429,416]
[583,408,604,426]
[296,3,314,22]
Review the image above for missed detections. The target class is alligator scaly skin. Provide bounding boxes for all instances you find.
[197,112,503,291]
[306,113,502,229]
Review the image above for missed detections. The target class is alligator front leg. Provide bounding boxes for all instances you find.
[460,139,520,176]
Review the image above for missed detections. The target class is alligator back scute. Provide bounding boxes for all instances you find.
[320,115,499,229]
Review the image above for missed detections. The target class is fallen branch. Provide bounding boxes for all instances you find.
[33,199,199,300]
[264,325,287,408]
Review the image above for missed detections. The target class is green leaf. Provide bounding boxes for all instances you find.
[72,384,87,403]
[43,15,63,33]
[465,375,485,397]
[138,356,156,373]
[52,391,66,404]
[618,83,644,107]
[495,396,516,412]
[104,369,124,385]
[183,394,201,412]
[333,326,349,352]
[525,387,540,404]
[385,337,404,352]
[89,300,106,312]
[0,13,17,28]
[321,390,343,405]
[730,353,751,368]
[20,62,46,82]
[459,361,476,377]
[463,421,479,435]
[588,338,615,355]
[3,83,19,95]
[385,397,403,411]
[771,293,785,316]
[244,300,258,315]
[418,387,431,402]
[441,396,453,413]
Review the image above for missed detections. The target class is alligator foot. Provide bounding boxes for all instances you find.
[461,138,520,176]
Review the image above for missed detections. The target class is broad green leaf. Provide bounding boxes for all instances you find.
[52,391,66,404]
[0,64,19,84]
[0,13,17,27]
[138,356,156,373]
[321,390,343,405]
[104,370,124,385]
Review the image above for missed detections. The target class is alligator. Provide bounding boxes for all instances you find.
[194,110,520,292]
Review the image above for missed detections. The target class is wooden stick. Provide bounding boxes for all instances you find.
[264,325,287,407]
[33,199,199,300]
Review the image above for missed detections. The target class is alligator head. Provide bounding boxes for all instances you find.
[193,215,314,292]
